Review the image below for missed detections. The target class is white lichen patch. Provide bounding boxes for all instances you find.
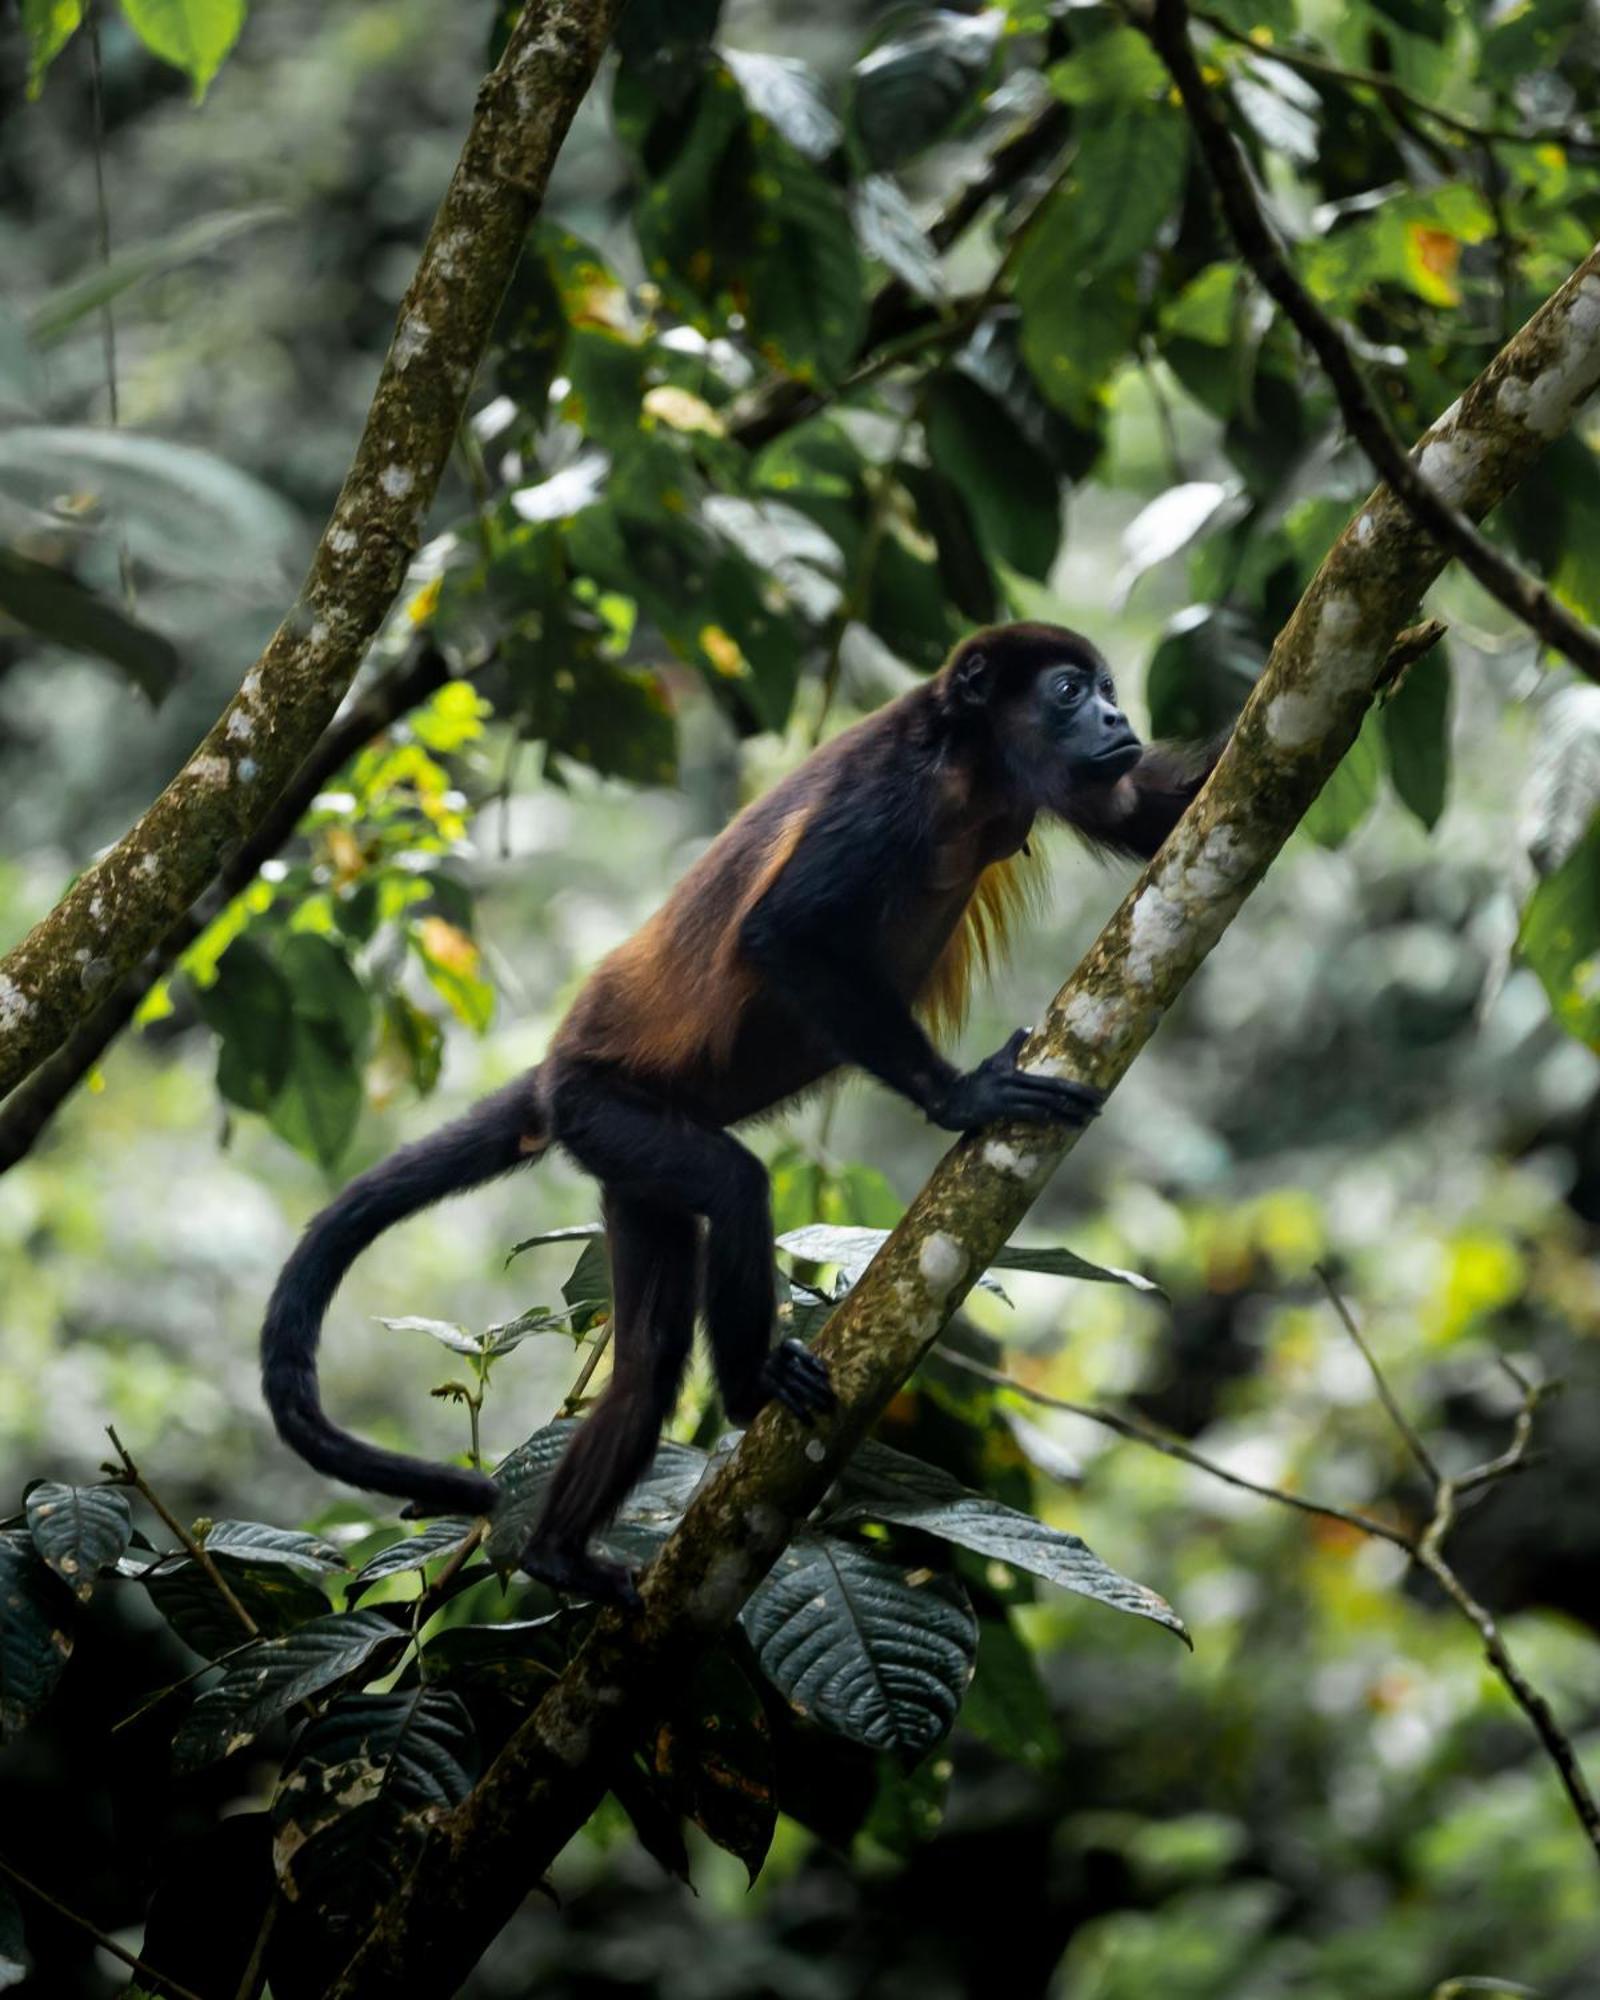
[138,853,161,877]
[226,709,254,741]
[393,310,431,368]
[804,1436,827,1463]
[1417,431,1477,506]
[380,463,416,500]
[918,1231,967,1294]
[744,1503,786,1542]
[1125,882,1187,988]
[309,620,329,649]
[240,668,262,702]
[1266,591,1372,747]
[434,228,471,279]
[1354,512,1374,544]
[1264,686,1327,748]
[328,526,358,556]
[191,755,231,788]
[239,758,260,782]
[1503,274,1600,437]
[1185,823,1250,904]
[982,1139,1039,1180]
[1057,989,1119,1043]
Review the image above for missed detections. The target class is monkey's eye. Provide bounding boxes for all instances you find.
[1051,670,1083,702]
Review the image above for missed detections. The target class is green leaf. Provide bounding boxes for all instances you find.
[849,9,1002,169]
[1302,715,1383,849]
[0,547,181,700]
[652,1651,776,1884]
[29,207,283,345]
[0,1532,73,1741]
[24,1483,131,1601]
[776,1224,1163,1297]
[724,48,840,161]
[1054,106,1189,278]
[1519,812,1600,1049]
[192,936,294,1114]
[488,1424,706,1572]
[1146,605,1265,742]
[849,175,944,301]
[271,1689,479,1908]
[143,1556,330,1659]
[1047,26,1167,106]
[20,0,83,94]
[174,1608,405,1770]
[418,1615,570,1696]
[1522,684,1600,876]
[1015,216,1141,426]
[347,1521,478,1602]
[961,1614,1059,1768]
[374,1314,482,1356]
[1381,645,1451,831]
[923,374,1061,580]
[743,1533,977,1754]
[267,1020,365,1169]
[120,0,245,97]
[738,136,866,387]
[824,1441,1189,1640]
[200,1521,349,1577]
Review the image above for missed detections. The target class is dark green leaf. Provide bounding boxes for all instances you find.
[175,1607,405,1771]
[24,1483,131,1601]
[201,1521,349,1577]
[742,1533,977,1754]
[849,175,944,300]
[193,936,294,1113]
[923,374,1061,579]
[776,1223,1162,1296]
[725,48,840,161]
[348,1520,478,1602]
[961,1614,1059,1768]
[272,1689,479,1912]
[0,546,180,700]
[0,1532,73,1741]
[1381,645,1451,831]
[1146,605,1265,742]
[1302,714,1383,849]
[1519,812,1600,1050]
[652,1650,776,1883]
[143,1556,330,1659]
[419,1615,569,1694]
[825,1441,1188,1640]
[849,9,1002,169]
[488,1423,706,1572]
[1522,684,1600,876]
[29,207,282,345]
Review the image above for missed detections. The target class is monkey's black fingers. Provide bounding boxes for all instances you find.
[761,1338,838,1423]
[990,1071,1104,1126]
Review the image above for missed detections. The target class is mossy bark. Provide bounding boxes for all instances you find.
[0,0,620,1099]
[327,249,1600,2000]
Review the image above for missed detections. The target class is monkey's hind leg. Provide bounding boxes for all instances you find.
[522,1194,696,1609]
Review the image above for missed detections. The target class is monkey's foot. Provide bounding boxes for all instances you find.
[760,1339,837,1425]
[521,1541,642,1611]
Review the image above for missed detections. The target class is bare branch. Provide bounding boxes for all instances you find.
[1315,1263,1442,1485]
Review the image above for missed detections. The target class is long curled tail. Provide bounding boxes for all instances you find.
[261,1074,546,1516]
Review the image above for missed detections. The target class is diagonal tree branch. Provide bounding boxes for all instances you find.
[0,0,620,1102]
[327,239,1600,2000]
[1142,0,1600,689]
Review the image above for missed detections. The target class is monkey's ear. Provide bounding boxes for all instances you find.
[949,647,992,710]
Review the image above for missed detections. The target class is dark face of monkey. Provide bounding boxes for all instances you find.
[944,622,1144,814]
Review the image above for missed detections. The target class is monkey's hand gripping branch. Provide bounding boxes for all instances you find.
[327,242,1600,2000]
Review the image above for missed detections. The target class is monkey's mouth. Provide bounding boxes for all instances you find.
[1085,741,1143,781]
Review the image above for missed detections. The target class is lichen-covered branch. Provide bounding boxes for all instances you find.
[327,245,1600,2000]
[0,0,619,1100]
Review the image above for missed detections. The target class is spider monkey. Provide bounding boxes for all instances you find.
[261,621,1222,1604]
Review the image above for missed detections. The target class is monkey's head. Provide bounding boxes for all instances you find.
[940,621,1144,810]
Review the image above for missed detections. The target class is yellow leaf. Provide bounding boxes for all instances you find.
[698,625,747,678]
[1404,224,1461,307]
[642,385,725,436]
[419,917,480,976]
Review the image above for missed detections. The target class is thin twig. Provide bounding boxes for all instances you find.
[1314,1263,1441,1483]
[105,1426,260,1638]
[560,1322,613,1417]
[233,1895,278,2000]
[1141,0,1600,690]
[0,1852,208,2000]
[937,1345,1412,1548]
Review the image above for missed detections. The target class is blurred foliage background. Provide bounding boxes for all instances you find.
[2,0,1599,1995]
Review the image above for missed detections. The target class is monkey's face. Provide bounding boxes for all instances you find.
[1009,647,1143,809]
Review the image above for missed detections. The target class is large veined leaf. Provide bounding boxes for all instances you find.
[143,1555,331,1660]
[0,1532,73,1741]
[271,1689,479,1907]
[848,175,944,301]
[923,373,1061,580]
[199,1521,349,1578]
[1521,683,1600,877]
[743,1533,977,1754]
[488,1424,709,1571]
[652,1651,777,1883]
[823,1440,1189,1641]
[1519,812,1600,1050]
[0,427,298,589]
[0,547,181,699]
[174,1608,406,1770]
[347,1520,480,1603]
[776,1223,1163,1297]
[24,1483,131,1602]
